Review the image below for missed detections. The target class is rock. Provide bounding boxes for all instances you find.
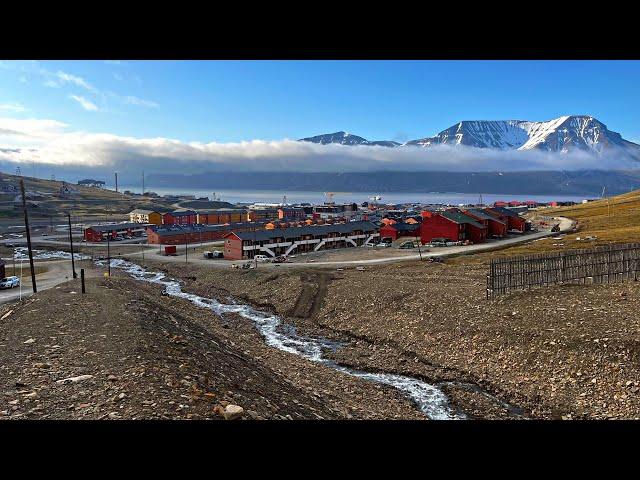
[223,404,244,420]
[23,338,36,344]
[56,374,94,384]
[107,375,118,381]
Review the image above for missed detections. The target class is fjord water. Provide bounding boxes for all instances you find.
[115,187,587,206]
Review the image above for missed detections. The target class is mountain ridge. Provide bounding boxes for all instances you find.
[300,116,640,158]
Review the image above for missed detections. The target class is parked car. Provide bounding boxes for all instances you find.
[0,276,20,289]
[254,255,271,263]
[399,241,416,249]
[428,238,450,247]
[375,242,391,248]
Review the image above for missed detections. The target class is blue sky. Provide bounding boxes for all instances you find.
[1,60,639,143]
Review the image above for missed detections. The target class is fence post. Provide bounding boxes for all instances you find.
[81,268,86,294]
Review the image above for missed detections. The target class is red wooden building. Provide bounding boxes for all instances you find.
[83,222,148,242]
[162,210,197,225]
[379,222,421,241]
[485,207,526,232]
[464,208,507,238]
[146,221,267,245]
[223,221,379,260]
[420,210,487,244]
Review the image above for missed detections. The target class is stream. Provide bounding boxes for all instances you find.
[102,258,465,420]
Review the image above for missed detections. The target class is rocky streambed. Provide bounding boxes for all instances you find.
[104,259,465,420]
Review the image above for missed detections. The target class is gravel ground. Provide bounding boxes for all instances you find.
[0,271,424,420]
[146,257,640,419]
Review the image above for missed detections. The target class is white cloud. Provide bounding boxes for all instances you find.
[0,115,637,175]
[0,103,27,113]
[69,95,99,112]
[54,71,96,92]
[0,117,68,138]
[104,60,125,66]
[123,96,159,108]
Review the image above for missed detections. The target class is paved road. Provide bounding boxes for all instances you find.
[0,259,96,305]
[123,216,575,269]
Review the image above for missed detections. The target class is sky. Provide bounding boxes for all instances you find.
[0,60,639,181]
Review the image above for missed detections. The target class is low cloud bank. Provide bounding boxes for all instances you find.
[0,116,638,176]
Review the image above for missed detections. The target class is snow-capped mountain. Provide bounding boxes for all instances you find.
[406,116,640,156]
[299,131,400,147]
[300,116,640,157]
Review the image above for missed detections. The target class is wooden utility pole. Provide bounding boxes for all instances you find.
[107,233,111,277]
[114,172,118,193]
[19,179,37,293]
[253,225,258,268]
[67,213,77,278]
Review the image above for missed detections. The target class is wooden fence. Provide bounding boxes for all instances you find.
[487,243,640,298]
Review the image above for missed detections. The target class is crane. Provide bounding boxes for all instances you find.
[324,192,336,204]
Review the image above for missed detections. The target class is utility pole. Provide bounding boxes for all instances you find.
[416,234,423,261]
[67,213,77,278]
[253,225,258,268]
[107,232,111,277]
[142,170,145,196]
[185,230,189,263]
[19,179,37,293]
[115,172,118,193]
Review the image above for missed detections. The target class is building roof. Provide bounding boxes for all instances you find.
[129,209,158,215]
[465,208,506,224]
[228,221,378,242]
[440,210,486,229]
[88,222,148,232]
[149,221,269,236]
[381,222,420,232]
[487,206,523,219]
[165,209,197,217]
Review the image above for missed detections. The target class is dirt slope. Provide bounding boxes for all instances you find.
[0,276,349,420]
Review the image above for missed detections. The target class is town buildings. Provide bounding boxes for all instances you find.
[145,222,268,245]
[420,209,487,244]
[379,221,421,241]
[83,223,149,242]
[129,209,163,225]
[161,210,198,225]
[223,221,379,260]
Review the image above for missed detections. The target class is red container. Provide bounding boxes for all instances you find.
[164,245,177,256]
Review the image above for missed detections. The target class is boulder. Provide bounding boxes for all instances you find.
[223,404,244,420]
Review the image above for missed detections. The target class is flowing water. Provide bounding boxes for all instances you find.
[103,258,465,420]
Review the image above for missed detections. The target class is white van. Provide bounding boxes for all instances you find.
[254,255,271,263]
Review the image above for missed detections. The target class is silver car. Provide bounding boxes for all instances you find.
[0,276,20,289]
